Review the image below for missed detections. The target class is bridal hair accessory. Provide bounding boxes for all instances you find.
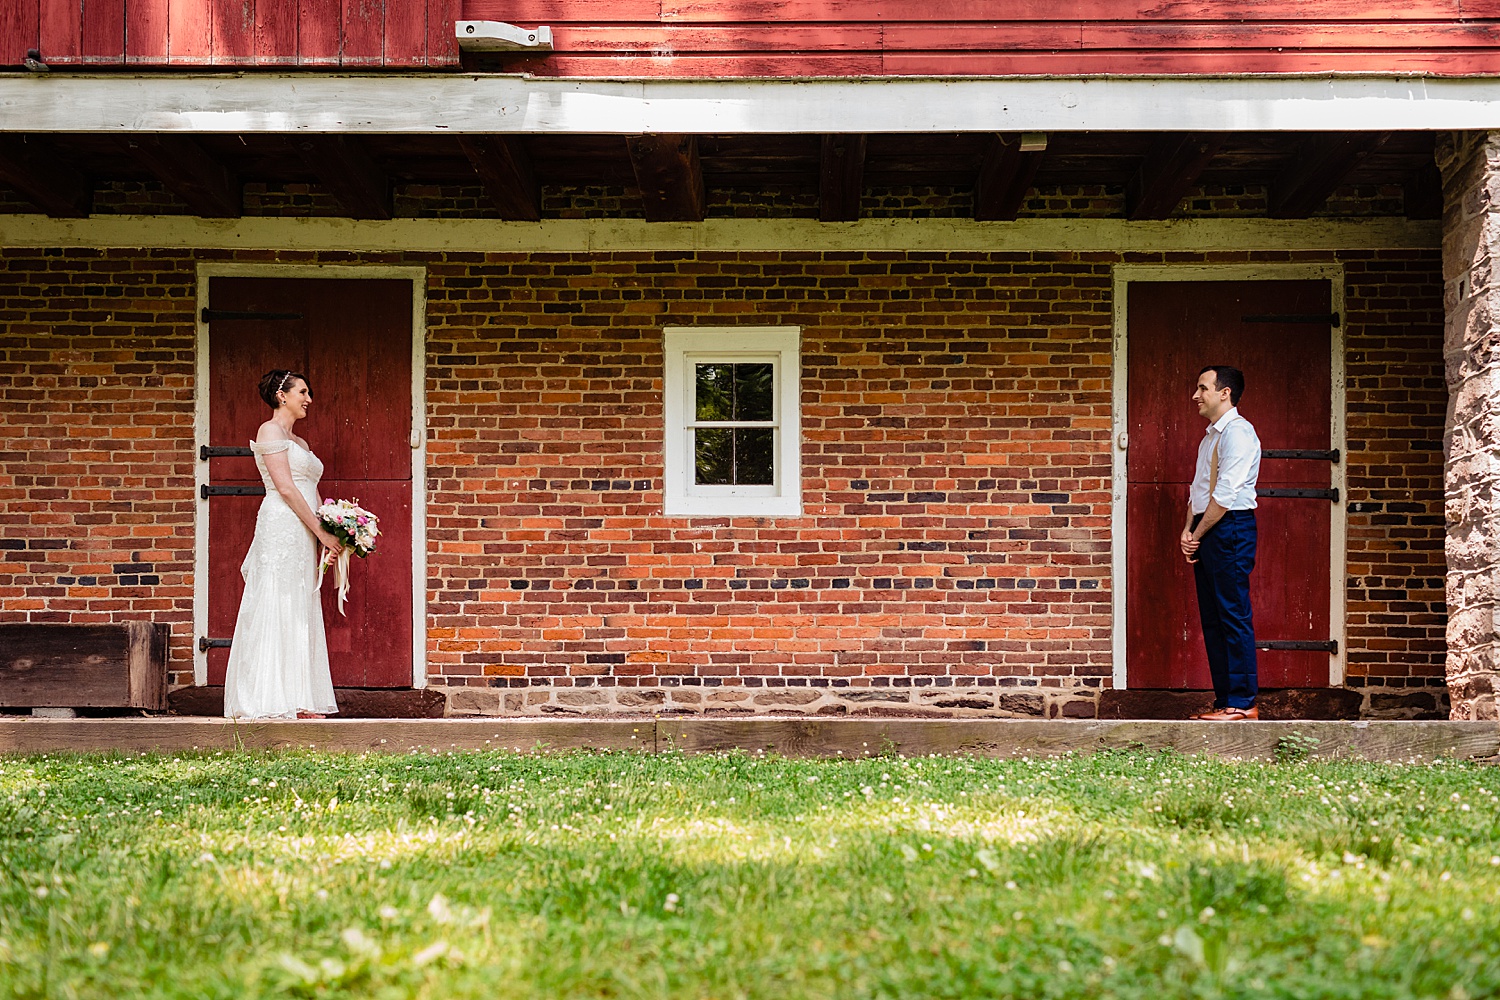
[315,498,379,614]
[278,371,294,396]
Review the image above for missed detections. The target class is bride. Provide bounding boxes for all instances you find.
[223,369,342,720]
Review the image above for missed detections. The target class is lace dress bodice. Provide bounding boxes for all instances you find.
[250,438,324,506]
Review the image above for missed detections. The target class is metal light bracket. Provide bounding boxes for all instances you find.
[456,21,555,51]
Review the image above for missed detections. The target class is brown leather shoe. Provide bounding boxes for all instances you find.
[1197,706,1258,721]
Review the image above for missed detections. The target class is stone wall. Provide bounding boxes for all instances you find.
[1438,131,1500,721]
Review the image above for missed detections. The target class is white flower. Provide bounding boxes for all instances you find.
[412,941,449,967]
[427,894,454,924]
[341,927,379,956]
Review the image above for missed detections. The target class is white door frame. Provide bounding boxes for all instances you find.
[1110,263,1348,690]
[192,263,429,688]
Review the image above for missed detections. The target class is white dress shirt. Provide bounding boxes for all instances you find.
[1190,406,1261,514]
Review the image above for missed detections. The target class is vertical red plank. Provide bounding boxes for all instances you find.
[212,0,254,64]
[255,0,296,62]
[341,0,381,65]
[40,0,82,62]
[126,0,169,63]
[425,0,459,67]
[80,0,125,63]
[384,0,426,66]
[1,1,41,66]
[168,0,212,63]
[297,0,341,64]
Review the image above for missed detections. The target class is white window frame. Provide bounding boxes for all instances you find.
[663,326,802,518]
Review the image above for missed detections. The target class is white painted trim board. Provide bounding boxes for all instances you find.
[4,73,1500,133]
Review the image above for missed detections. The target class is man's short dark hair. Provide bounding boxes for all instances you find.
[1199,365,1245,406]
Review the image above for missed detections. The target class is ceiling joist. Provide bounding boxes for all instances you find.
[0,135,91,218]
[975,134,1043,222]
[124,136,242,218]
[459,136,541,221]
[1270,132,1393,219]
[626,134,705,222]
[1126,133,1224,221]
[1404,162,1443,221]
[296,136,392,220]
[819,134,867,222]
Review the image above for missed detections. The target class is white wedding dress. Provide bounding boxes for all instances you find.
[223,439,339,719]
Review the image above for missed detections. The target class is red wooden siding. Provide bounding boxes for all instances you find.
[10,0,1500,74]
[2,0,459,67]
[463,0,1500,77]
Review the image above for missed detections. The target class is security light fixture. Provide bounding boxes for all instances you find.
[456,21,555,52]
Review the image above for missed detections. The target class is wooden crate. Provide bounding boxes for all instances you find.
[0,623,169,710]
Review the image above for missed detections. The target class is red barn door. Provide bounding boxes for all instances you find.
[203,277,414,688]
[1126,280,1335,690]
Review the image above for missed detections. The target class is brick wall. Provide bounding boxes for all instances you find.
[1343,251,1450,717]
[0,246,1446,717]
[0,248,198,685]
[424,250,1116,718]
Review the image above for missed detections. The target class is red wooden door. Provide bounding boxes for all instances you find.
[205,277,414,688]
[1126,280,1333,689]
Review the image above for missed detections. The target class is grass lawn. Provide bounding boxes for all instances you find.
[1,747,1499,999]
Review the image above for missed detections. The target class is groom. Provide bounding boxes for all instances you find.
[1178,365,1262,721]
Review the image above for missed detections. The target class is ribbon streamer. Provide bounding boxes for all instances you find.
[318,546,355,615]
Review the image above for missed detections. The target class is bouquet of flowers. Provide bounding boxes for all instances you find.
[316,498,379,615]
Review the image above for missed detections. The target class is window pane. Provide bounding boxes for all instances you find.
[732,363,774,421]
[733,428,774,484]
[694,428,734,485]
[694,427,775,486]
[695,361,775,422]
[695,364,734,421]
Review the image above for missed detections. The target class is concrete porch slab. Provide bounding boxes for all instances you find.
[0,717,1496,762]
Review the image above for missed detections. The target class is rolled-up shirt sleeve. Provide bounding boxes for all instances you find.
[1210,422,1260,509]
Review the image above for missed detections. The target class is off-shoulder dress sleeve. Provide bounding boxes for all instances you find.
[249,439,291,455]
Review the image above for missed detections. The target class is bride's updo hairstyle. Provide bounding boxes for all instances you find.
[257,369,309,410]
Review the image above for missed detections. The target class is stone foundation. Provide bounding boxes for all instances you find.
[1438,130,1500,721]
[440,680,1450,721]
[440,682,1100,719]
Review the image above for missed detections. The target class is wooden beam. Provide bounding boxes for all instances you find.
[1269,132,1392,219]
[974,134,1043,222]
[458,135,541,221]
[10,76,1500,137]
[655,718,1500,763]
[1404,161,1443,221]
[295,136,391,220]
[819,133,866,222]
[123,136,241,218]
[0,218,1439,255]
[0,134,90,217]
[1,716,1495,762]
[625,134,705,222]
[1126,133,1224,221]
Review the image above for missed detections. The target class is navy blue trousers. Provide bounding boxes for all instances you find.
[1190,509,1258,709]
